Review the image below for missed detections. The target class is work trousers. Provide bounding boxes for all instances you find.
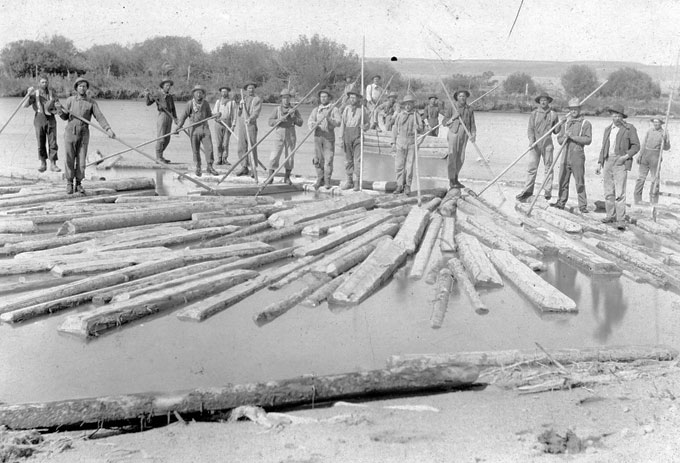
[214,121,232,161]
[34,114,58,161]
[520,142,554,197]
[343,127,362,183]
[395,143,415,188]
[190,125,213,168]
[603,156,628,222]
[237,122,259,167]
[447,128,468,182]
[634,150,660,203]
[64,127,89,183]
[313,135,335,178]
[269,128,296,171]
[556,151,587,209]
[155,112,173,158]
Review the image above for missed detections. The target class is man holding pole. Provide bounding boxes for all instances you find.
[175,85,218,177]
[266,89,303,185]
[235,82,263,177]
[516,92,560,202]
[391,95,424,195]
[340,90,370,191]
[143,78,177,164]
[443,89,476,189]
[633,117,670,204]
[55,77,115,194]
[424,95,440,136]
[596,104,640,229]
[308,88,342,190]
[552,98,592,212]
[377,92,399,132]
[24,76,61,173]
[213,86,237,166]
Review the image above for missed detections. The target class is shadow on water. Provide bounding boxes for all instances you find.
[590,277,628,343]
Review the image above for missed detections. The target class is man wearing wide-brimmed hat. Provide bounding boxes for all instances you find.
[56,76,115,194]
[308,88,342,189]
[176,85,218,177]
[265,89,303,185]
[551,98,592,212]
[424,94,440,136]
[391,94,424,194]
[596,103,640,229]
[340,90,370,191]
[143,78,177,164]
[516,92,560,202]
[634,116,671,204]
[235,81,263,176]
[212,86,236,166]
[443,89,476,188]
[24,75,61,173]
[377,91,400,132]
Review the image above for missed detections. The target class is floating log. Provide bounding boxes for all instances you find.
[0,220,37,233]
[439,217,456,252]
[330,238,408,305]
[636,218,673,235]
[0,189,116,210]
[180,241,276,264]
[538,230,621,276]
[438,189,461,217]
[517,254,546,272]
[387,345,679,369]
[82,177,156,191]
[118,195,276,206]
[59,269,258,337]
[52,259,141,277]
[409,215,443,280]
[376,195,434,209]
[465,216,542,258]
[424,244,445,285]
[517,205,582,233]
[208,184,303,196]
[254,273,332,325]
[268,194,376,229]
[543,206,608,234]
[422,197,441,212]
[267,255,323,290]
[448,257,488,312]
[190,204,289,220]
[454,233,503,288]
[0,275,83,296]
[486,249,576,312]
[393,206,430,254]
[595,240,680,289]
[183,214,266,230]
[193,222,271,248]
[301,209,368,236]
[462,194,522,227]
[504,224,559,255]
[93,226,240,252]
[430,267,455,328]
[0,363,479,430]
[325,238,386,278]
[457,219,512,253]
[301,274,349,307]
[294,211,392,257]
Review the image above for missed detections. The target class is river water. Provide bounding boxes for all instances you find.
[1,98,679,404]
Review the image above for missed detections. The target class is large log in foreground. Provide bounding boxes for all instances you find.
[0,364,479,430]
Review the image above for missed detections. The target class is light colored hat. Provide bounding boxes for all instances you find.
[280,89,291,97]
[73,77,89,90]
[191,85,206,94]
[534,92,553,104]
[402,95,416,104]
[346,90,362,98]
[650,116,665,124]
[318,88,333,99]
[388,92,398,99]
[242,81,258,90]
[566,98,582,108]
[218,85,231,92]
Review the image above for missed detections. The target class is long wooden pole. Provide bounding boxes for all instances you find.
[85,114,219,167]
[215,83,319,186]
[0,93,31,136]
[525,134,570,216]
[61,111,214,192]
[414,120,422,205]
[651,51,679,201]
[477,79,608,196]
[360,35,366,190]
[240,89,258,183]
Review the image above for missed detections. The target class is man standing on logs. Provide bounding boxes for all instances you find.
[366,75,383,129]
[308,88,342,190]
[265,89,303,185]
[377,92,399,132]
[391,95,424,195]
[175,85,218,177]
[633,116,671,204]
[424,95,440,136]
[596,104,640,230]
[143,78,177,164]
[516,92,560,202]
[55,77,115,194]
[235,82,263,177]
[340,90,370,191]
[443,89,476,189]
[212,86,237,166]
[24,76,61,173]
[551,98,592,212]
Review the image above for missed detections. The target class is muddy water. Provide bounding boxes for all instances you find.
[1,98,680,404]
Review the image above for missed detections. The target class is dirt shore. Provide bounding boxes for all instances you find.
[7,360,678,463]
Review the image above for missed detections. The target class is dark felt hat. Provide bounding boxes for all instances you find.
[371,75,381,80]
[428,94,438,100]
[608,103,628,118]
[73,77,89,90]
[159,79,174,88]
[318,88,333,99]
[534,92,553,104]
[453,89,470,101]
[242,82,258,90]
[346,90,362,98]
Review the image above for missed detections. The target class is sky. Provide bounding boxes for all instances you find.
[0,0,678,66]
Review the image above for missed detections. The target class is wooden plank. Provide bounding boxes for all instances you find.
[454,233,503,287]
[448,257,488,313]
[409,215,443,280]
[486,249,576,312]
[254,273,332,325]
[329,238,408,305]
[393,206,430,254]
[430,267,454,329]
[268,194,376,229]
[59,269,258,337]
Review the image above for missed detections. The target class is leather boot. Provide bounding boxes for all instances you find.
[264,169,275,185]
[49,160,61,172]
[207,164,218,175]
[38,159,47,173]
[283,170,293,185]
[195,166,202,177]
[313,168,324,190]
[66,181,74,194]
[75,182,85,194]
[340,177,353,190]
[324,173,332,189]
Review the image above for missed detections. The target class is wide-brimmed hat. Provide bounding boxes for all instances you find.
[402,95,416,104]
[387,91,398,99]
[218,85,231,92]
[242,82,258,90]
[566,98,582,108]
[191,85,206,95]
[453,89,470,101]
[650,116,665,124]
[73,77,89,90]
[428,94,438,100]
[318,88,333,99]
[159,79,174,88]
[534,92,553,104]
[346,90,362,98]
[371,75,381,80]
[608,103,628,118]
[280,89,292,97]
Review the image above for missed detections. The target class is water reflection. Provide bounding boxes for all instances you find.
[590,277,628,342]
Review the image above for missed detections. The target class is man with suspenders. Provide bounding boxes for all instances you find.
[266,89,303,185]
